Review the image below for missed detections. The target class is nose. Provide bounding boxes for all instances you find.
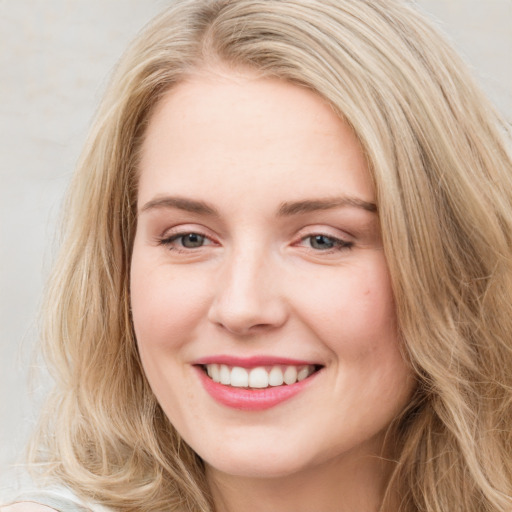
[207,248,288,336]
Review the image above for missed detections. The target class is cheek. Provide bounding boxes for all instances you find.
[292,258,397,356]
[130,251,211,352]
[129,251,212,413]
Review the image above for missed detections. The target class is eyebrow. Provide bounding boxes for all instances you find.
[277,197,377,216]
[140,196,220,216]
[139,195,377,217]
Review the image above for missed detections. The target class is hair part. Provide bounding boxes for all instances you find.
[30,1,512,511]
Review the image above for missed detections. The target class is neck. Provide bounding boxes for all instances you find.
[206,450,397,512]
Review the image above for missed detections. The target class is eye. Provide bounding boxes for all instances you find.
[176,233,207,248]
[159,231,214,251]
[300,234,352,251]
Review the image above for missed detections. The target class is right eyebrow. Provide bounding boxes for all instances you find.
[277,196,377,216]
[139,196,220,217]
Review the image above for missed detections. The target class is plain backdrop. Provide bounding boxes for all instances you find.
[1,0,511,491]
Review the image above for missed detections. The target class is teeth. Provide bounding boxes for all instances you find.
[219,364,231,385]
[249,367,269,388]
[230,367,249,387]
[207,363,220,383]
[283,366,297,385]
[268,366,284,386]
[297,367,310,382]
[204,364,316,388]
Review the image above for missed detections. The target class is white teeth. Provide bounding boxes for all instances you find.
[268,366,284,386]
[219,364,231,385]
[230,367,249,387]
[204,363,317,388]
[249,367,269,388]
[212,364,220,383]
[297,367,310,382]
[207,363,221,383]
[283,366,298,385]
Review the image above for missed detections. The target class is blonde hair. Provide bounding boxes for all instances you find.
[30,1,512,510]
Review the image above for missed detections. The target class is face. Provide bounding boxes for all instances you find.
[131,68,414,480]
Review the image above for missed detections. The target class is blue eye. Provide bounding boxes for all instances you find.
[161,232,208,249]
[309,235,336,250]
[178,233,206,248]
[303,234,352,251]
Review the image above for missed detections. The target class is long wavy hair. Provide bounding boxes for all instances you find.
[29,1,512,510]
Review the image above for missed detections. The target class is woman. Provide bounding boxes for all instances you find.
[3,0,512,510]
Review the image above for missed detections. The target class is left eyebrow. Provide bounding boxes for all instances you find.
[139,196,220,217]
[277,196,377,216]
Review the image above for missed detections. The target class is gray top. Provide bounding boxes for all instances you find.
[1,470,113,512]
[8,489,112,512]
[11,493,91,512]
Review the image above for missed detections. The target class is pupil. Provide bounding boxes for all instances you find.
[183,233,203,248]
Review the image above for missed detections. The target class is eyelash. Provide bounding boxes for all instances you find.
[158,231,214,252]
[158,231,353,253]
[297,233,353,252]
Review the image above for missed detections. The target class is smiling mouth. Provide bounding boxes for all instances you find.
[199,363,322,389]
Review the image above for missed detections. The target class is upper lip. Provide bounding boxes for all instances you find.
[192,355,323,368]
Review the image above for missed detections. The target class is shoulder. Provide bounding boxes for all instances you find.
[1,504,58,512]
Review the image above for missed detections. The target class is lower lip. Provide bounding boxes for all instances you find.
[195,366,318,411]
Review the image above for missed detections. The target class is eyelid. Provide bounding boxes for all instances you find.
[154,224,354,254]
[299,234,352,249]
[292,226,354,252]
[294,225,353,241]
[156,224,220,249]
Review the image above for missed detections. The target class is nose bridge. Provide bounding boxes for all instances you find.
[208,240,287,334]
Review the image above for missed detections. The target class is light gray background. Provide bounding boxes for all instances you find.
[1,0,511,489]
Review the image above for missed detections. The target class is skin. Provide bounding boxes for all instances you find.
[131,67,415,512]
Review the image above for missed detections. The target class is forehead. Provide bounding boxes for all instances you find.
[137,69,374,210]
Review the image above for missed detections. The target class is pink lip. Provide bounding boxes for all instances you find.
[193,355,320,368]
[193,365,321,411]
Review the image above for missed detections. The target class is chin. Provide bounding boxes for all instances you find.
[204,453,310,480]
[197,433,323,480]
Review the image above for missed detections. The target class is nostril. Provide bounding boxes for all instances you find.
[207,272,288,334]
